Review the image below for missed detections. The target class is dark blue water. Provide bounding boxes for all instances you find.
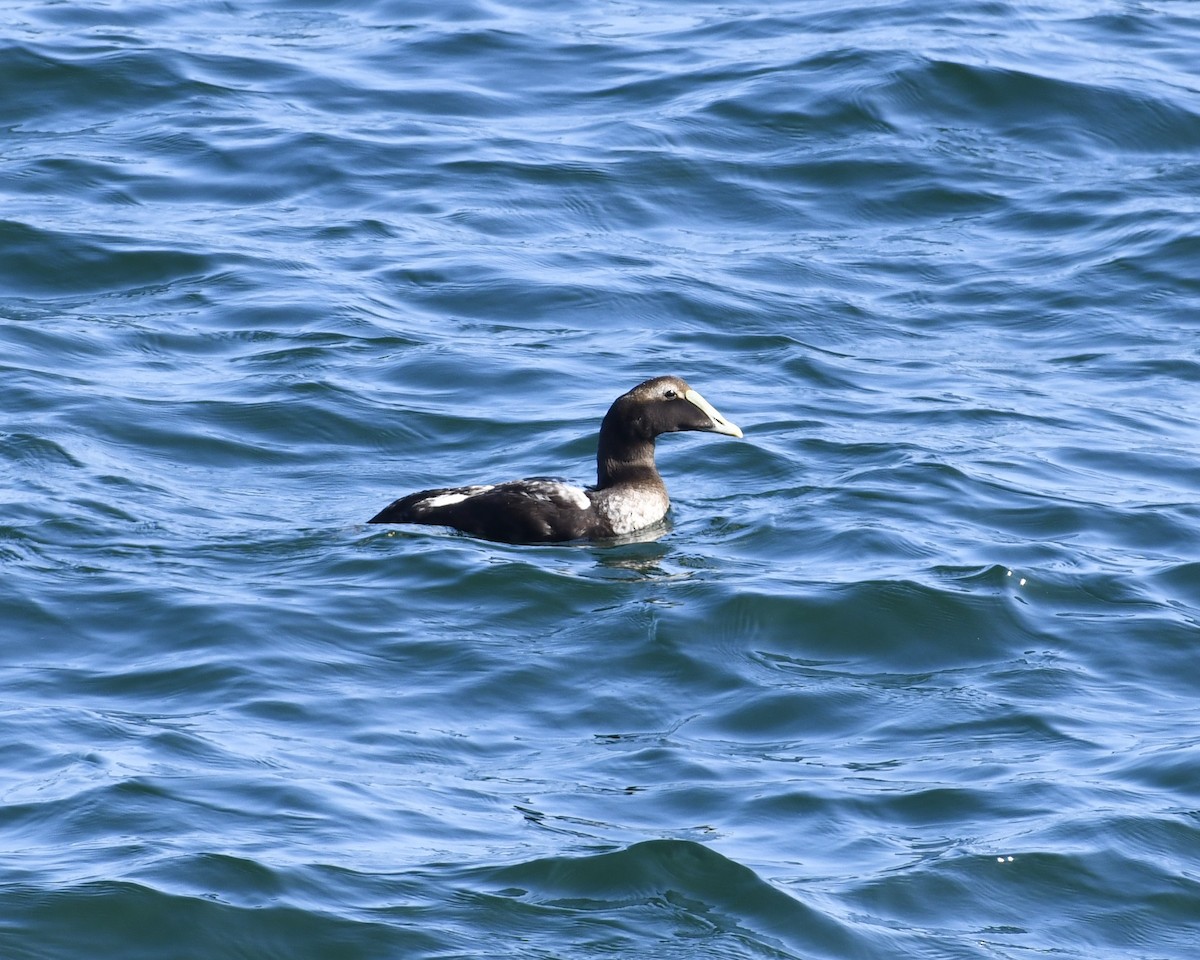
[3,1,1198,957]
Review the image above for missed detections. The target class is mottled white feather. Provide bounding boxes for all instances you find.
[594,486,669,536]
[515,479,591,511]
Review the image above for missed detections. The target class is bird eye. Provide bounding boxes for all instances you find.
[663,388,678,399]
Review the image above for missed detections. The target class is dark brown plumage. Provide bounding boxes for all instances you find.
[368,376,742,544]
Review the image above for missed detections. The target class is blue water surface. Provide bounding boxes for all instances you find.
[2,1,1198,957]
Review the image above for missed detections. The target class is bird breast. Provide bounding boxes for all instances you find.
[593,486,670,536]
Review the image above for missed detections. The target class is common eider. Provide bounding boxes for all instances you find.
[368,375,743,544]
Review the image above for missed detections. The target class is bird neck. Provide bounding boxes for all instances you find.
[595,417,659,489]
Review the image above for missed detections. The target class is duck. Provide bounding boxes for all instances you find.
[368,375,743,544]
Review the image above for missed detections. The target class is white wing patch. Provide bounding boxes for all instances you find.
[422,486,494,509]
[421,480,590,512]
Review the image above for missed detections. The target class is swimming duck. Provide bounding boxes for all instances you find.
[368,375,742,543]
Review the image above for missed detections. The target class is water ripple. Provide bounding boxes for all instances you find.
[3,2,1199,958]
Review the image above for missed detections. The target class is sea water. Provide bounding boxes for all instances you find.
[2,1,1198,957]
